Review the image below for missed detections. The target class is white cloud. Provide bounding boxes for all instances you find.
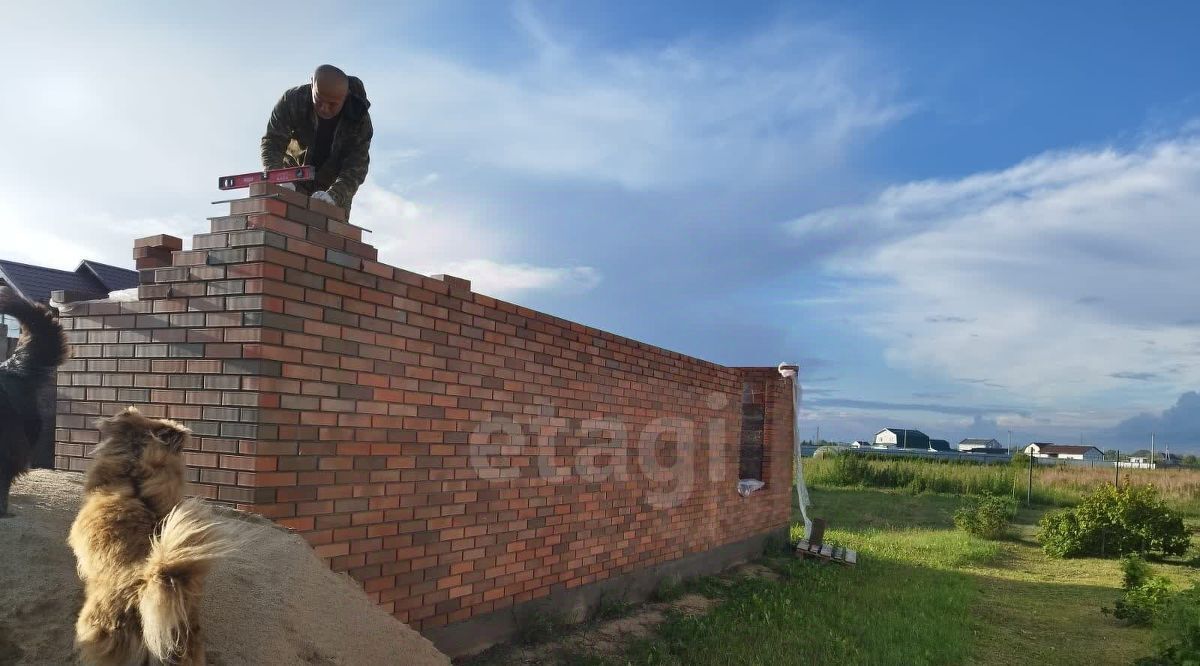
[0,4,900,301]
[437,260,600,296]
[790,134,1200,408]
[362,17,908,190]
[351,185,598,298]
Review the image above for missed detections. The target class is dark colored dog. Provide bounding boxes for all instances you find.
[0,287,68,515]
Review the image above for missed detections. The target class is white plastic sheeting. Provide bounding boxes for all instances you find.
[737,479,765,497]
[778,362,812,539]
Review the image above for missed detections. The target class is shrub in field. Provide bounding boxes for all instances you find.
[1137,584,1200,665]
[954,492,1016,539]
[825,453,871,486]
[1038,484,1189,558]
[1122,553,1151,589]
[1104,555,1174,626]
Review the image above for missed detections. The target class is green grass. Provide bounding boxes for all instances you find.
[593,487,1190,665]
[465,481,1199,665]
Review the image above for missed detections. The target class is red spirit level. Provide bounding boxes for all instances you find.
[217,166,316,190]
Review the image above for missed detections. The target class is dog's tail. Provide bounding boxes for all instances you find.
[0,287,67,371]
[139,499,237,662]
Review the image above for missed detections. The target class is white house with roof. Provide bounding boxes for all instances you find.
[1126,453,1182,469]
[1023,443,1104,461]
[959,438,1001,452]
[874,428,930,449]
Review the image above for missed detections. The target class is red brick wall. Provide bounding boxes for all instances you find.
[55,183,794,631]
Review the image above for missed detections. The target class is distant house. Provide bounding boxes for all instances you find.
[0,258,138,304]
[1129,453,1182,468]
[1023,443,1104,462]
[0,257,137,360]
[875,428,930,450]
[959,438,1002,452]
[849,440,871,448]
[928,439,951,452]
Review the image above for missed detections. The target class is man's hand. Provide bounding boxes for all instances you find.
[279,182,296,191]
[311,190,337,205]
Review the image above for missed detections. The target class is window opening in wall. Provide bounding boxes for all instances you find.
[739,380,765,481]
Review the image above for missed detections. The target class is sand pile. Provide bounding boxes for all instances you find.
[0,469,449,665]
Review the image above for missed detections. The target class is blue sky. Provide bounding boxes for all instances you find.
[4,1,1200,450]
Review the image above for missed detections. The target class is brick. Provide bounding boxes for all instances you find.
[285,204,329,229]
[134,234,183,251]
[133,245,173,260]
[307,195,347,222]
[230,197,288,217]
[206,248,246,265]
[248,181,311,207]
[193,233,231,250]
[209,215,250,233]
[345,239,379,261]
[326,249,363,270]
[248,214,309,240]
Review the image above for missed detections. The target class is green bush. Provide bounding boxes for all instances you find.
[1109,577,1174,626]
[953,492,1016,539]
[1105,556,1174,626]
[1123,553,1151,589]
[1038,483,1189,558]
[1137,584,1200,665]
[824,453,871,486]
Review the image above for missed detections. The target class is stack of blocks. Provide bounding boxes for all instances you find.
[54,182,794,652]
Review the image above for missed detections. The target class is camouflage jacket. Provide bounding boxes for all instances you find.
[260,76,373,213]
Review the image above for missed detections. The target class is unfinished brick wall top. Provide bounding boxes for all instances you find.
[55,183,795,632]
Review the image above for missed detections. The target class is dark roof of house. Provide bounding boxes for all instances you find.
[78,260,139,293]
[879,428,929,439]
[928,439,951,451]
[959,438,1000,446]
[0,258,137,304]
[1032,444,1102,455]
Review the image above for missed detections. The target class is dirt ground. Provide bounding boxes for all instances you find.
[467,562,779,665]
[0,469,450,665]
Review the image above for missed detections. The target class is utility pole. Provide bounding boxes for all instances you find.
[1008,430,1012,452]
[1151,432,1156,470]
[904,429,908,449]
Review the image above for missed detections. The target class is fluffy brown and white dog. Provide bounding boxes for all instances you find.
[0,287,68,516]
[69,407,236,666]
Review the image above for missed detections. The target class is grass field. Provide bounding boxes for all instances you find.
[805,454,1200,514]
[478,484,1197,665]
[464,456,1200,665]
[614,487,1191,665]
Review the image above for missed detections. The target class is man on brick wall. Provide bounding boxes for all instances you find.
[261,64,372,216]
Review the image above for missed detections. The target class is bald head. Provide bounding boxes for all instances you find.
[311,65,349,120]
